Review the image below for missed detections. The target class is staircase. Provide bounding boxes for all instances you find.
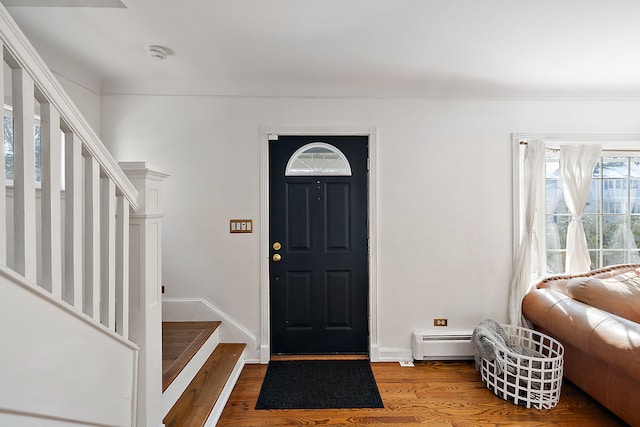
[162,321,246,427]
[0,4,249,425]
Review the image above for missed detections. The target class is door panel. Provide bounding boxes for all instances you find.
[286,271,312,328]
[325,271,351,328]
[326,183,350,251]
[270,135,368,354]
[287,183,312,251]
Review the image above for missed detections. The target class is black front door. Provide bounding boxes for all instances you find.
[269,135,369,354]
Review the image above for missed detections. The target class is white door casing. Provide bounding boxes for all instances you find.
[259,126,379,363]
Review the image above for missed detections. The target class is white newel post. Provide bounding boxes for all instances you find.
[121,162,169,427]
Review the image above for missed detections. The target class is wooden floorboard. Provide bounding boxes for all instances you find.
[217,360,628,426]
[162,321,221,391]
[164,343,246,427]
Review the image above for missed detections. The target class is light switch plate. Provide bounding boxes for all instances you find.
[230,219,253,233]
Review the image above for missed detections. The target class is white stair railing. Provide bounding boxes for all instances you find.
[0,4,172,426]
[0,5,138,340]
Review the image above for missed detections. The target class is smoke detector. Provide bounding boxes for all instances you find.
[147,45,168,60]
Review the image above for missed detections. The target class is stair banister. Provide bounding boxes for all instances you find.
[0,10,138,208]
[0,45,5,267]
[117,194,131,338]
[0,4,166,426]
[0,3,172,426]
[39,95,63,297]
[65,126,84,308]
[101,177,117,330]
[11,64,37,281]
[0,0,139,330]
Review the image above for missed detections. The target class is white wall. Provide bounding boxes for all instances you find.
[25,39,103,136]
[2,63,100,135]
[54,72,101,136]
[100,95,640,358]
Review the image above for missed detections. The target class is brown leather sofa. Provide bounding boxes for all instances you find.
[522,264,640,426]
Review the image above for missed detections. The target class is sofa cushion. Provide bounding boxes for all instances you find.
[567,272,640,323]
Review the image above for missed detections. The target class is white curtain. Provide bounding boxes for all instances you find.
[560,145,602,274]
[509,140,545,326]
[610,217,640,263]
[607,169,640,263]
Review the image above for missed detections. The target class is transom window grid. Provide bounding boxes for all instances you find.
[544,154,640,274]
[285,142,352,176]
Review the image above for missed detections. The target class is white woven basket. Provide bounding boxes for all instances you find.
[479,325,564,409]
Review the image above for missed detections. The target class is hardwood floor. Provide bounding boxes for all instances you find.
[218,360,628,426]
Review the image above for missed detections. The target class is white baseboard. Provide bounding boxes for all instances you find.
[377,347,413,362]
[162,298,398,364]
[162,298,260,362]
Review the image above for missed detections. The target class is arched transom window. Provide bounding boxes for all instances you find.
[285,142,352,176]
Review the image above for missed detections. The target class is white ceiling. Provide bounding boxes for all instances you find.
[5,0,640,98]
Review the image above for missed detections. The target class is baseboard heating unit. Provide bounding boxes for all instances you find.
[412,331,474,360]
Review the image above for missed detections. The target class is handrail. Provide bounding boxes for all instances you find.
[0,0,137,340]
[0,5,154,424]
[0,4,138,210]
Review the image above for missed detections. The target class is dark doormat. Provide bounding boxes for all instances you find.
[255,359,384,410]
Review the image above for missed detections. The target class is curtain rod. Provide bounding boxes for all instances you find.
[518,140,640,153]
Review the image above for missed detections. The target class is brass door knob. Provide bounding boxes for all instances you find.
[272,242,282,251]
[272,253,282,262]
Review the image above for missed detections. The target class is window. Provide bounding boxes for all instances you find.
[514,134,640,277]
[3,114,13,179]
[545,155,640,274]
[4,105,42,183]
[285,142,352,176]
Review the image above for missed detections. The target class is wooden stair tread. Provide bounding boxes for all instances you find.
[162,321,221,391]
[163,343,246,427]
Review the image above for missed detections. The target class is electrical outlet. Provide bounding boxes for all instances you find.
[434,318,448,326]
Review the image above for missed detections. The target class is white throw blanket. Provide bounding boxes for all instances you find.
[471,319,511,373]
